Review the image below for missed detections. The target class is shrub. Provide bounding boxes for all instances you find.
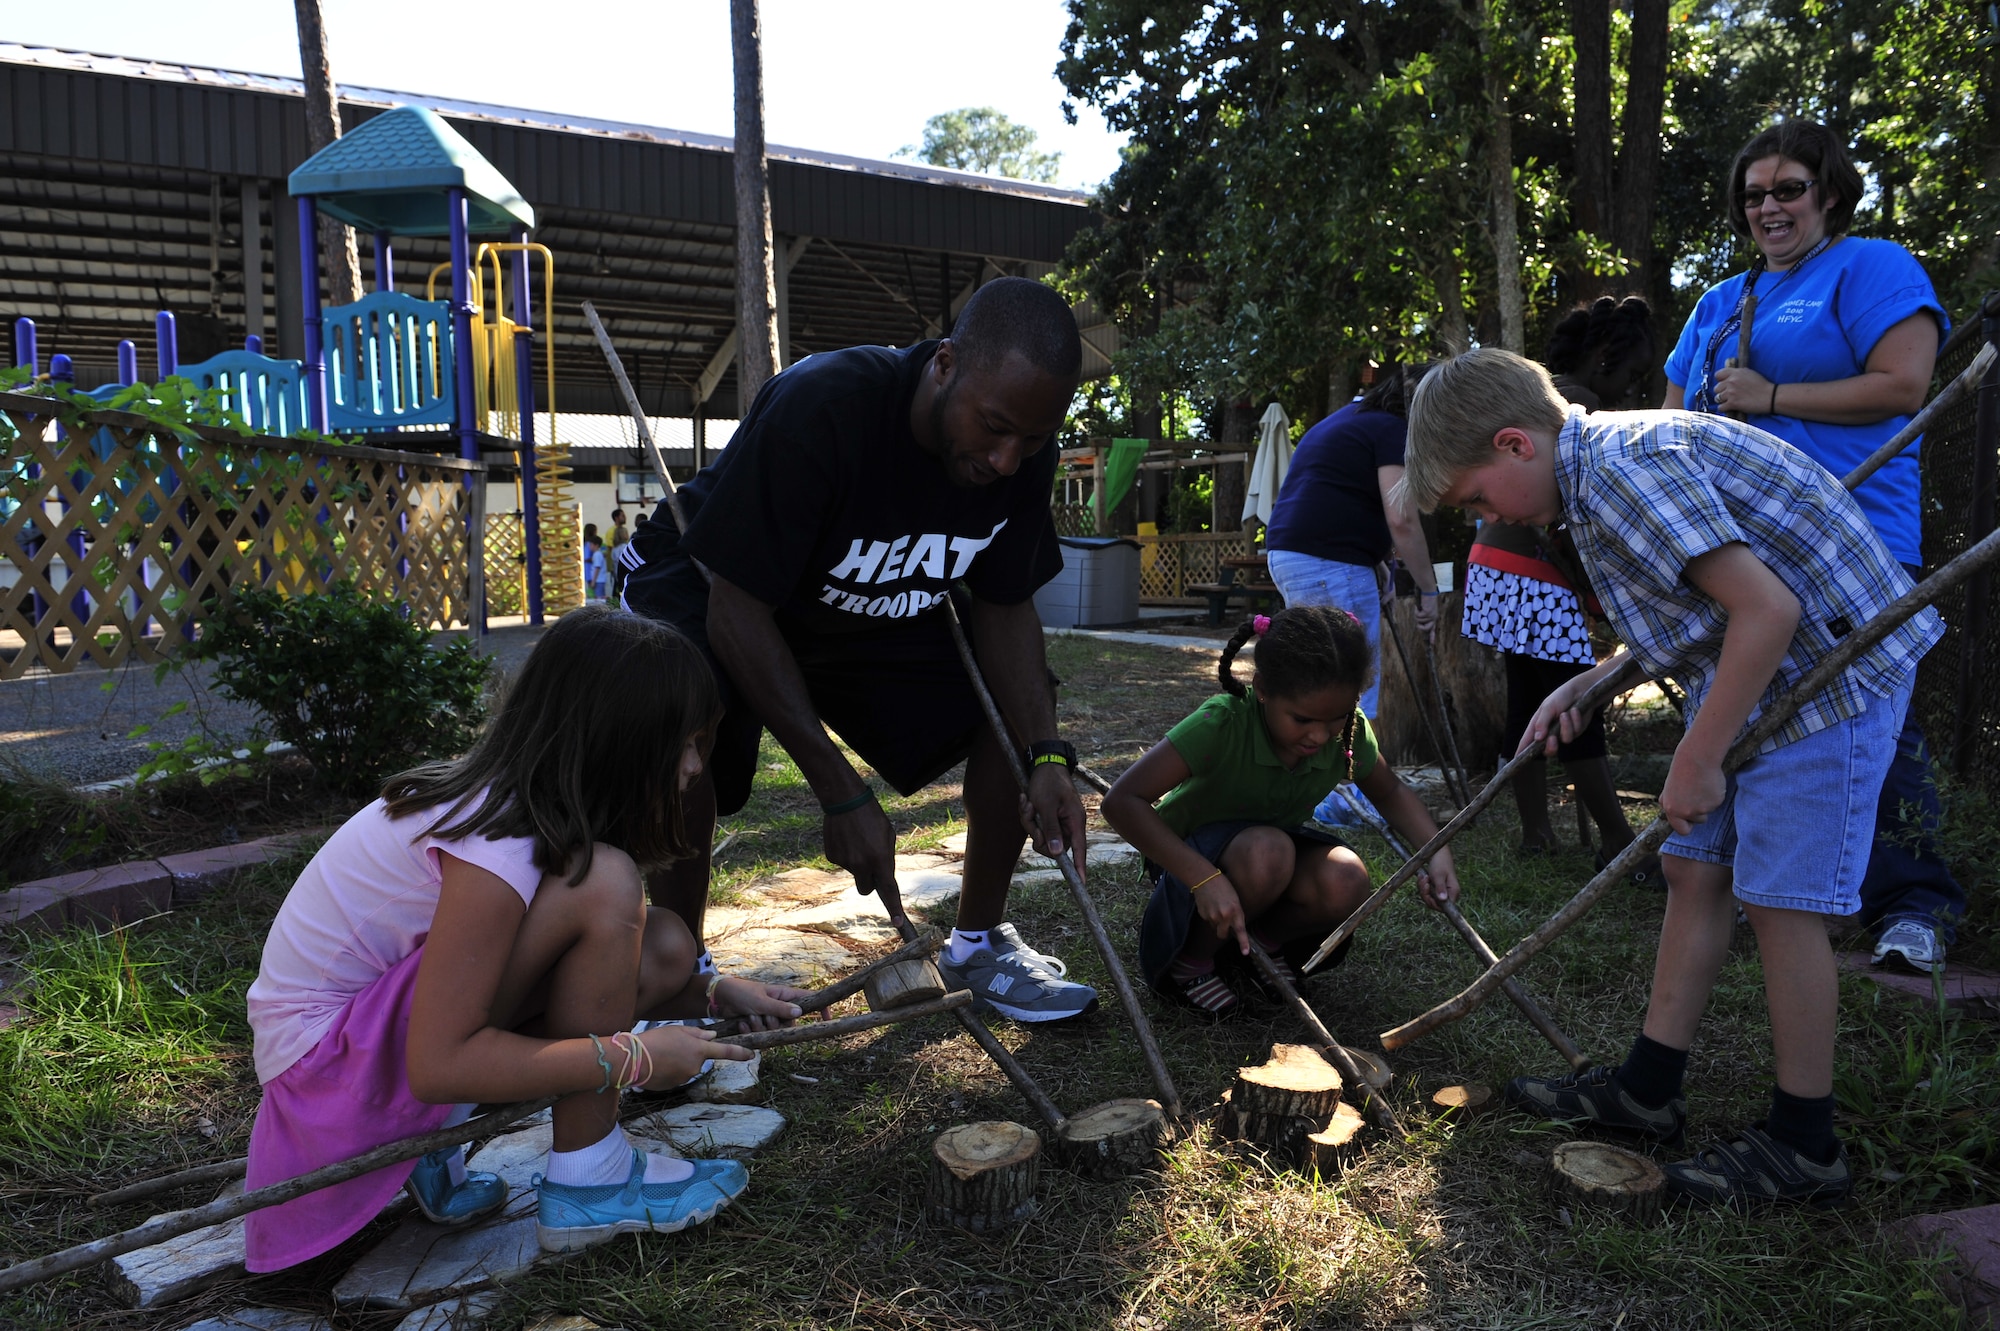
[192,582,491,797]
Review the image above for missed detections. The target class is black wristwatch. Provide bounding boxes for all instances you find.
[1026,739,1078,772]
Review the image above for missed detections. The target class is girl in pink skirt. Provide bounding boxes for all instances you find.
[243,607,811,1265]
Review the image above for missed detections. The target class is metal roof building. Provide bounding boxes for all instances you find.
[0,43,1112,420]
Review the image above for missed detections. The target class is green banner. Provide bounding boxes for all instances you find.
[1096,437,1149,521]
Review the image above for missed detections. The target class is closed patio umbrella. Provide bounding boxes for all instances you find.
[1242,401,1293,527]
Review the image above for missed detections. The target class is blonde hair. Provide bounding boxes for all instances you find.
[1403,349,1569,512]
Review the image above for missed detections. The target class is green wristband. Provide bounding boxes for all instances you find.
[821,790,875,816]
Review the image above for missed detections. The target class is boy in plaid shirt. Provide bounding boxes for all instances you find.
[1402,349,1941,1209]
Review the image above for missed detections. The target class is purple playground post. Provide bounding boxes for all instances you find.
[49,354,94,640]
[446,188,485,634]
[511,229,544,624]
[298,196,326,432]
[245,335,262,355]
[12,316,35,373]
[155,312,178,378]
[117,340,138,385]
[374,230,394,292]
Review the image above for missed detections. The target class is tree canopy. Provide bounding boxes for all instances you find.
[1057,0,1998,431]
[897,107,1065,182]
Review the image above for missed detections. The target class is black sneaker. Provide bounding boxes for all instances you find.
[1661,1124,1852,1211]
[1505,1064,1686,1145]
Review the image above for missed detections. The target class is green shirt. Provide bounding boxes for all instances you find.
[1153,692,1380,838]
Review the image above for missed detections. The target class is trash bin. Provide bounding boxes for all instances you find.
[1034,535,1141,629]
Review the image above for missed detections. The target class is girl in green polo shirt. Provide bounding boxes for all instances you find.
[1103,606,1461,1017]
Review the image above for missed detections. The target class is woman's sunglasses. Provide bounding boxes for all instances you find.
[1738,178,1818,210]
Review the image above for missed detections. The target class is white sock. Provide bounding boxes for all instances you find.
[437,1105,475,1185]
[695,949,718,976]
[544,1125,694,1187]
[946,928,990,964]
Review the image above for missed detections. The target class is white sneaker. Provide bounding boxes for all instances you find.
[1872,920,1943,973]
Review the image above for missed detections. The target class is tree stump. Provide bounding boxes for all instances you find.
[1549,1141,1665,1222]
[1431,1083,1494,1116]
[1231,1044,1345,1162]
[865,958,947,1011]
[926,1121,1042,1232]
[1304,1101,1367,1175]
[1057,1099,1167,1178]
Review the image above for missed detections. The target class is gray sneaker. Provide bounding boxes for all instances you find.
[935,923,1099,1023]
[1662,1124,1852,1210]
[1872,920,1943,973]
[1505,1063,1686,1145]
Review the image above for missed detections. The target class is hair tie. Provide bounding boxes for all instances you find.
[1253,615,1272,636]
[1343,609,1361,625]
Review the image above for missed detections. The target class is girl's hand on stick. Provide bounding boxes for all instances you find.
[714,976,808,1032]
[1193,873,1250,956]
[636,1024,750,1090]
[1417,850,1461,908]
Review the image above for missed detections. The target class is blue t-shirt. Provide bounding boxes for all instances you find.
[1663,237,1947,566]
[1265,403,1407,566]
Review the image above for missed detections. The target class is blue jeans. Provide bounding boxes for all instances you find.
[1856,565,1964,942]
[1266,550,1382,718]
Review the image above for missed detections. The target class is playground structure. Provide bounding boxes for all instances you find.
[2,106,583,670]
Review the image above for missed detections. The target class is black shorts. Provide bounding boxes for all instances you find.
[621,548,984,816]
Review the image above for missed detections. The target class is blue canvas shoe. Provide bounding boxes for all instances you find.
[403,1148,509,1228]
[535,1148,749,1253]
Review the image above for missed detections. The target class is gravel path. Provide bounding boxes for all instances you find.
[0,622,548,788]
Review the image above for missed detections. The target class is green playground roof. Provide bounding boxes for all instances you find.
[287,105,534,235]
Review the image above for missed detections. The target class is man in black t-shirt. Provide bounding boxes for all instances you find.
[621,278,1097,1022]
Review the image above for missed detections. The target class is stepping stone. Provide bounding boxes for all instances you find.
[710,928,858,986]
[178,1311,329,1331]
[628,1104,787,1158]
[1838,953,2000,1021]
[1887,1203,2000,1327]
[109,1181,246,1309]
[391,1291,502,1330]
[688,1050,763,1104]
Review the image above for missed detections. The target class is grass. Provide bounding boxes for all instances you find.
[0,636,1995,1329]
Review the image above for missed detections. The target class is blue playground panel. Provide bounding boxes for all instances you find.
[176,349,309,438]
[321,293,454,432]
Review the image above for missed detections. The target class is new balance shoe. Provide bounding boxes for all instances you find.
[403,1148,509,1228]
[1504,1064,1687,1145]
[535,1148,749,1252]
[936,922,1099,1023]
[1872,920,1944,973]
[1661,1124,1852,1211]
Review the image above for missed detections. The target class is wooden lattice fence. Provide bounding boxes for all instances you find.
[1137,530,1256,602]
[0,389,484,678]
[485,511,527,619]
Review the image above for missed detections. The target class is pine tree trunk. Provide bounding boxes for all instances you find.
[1435,257,1471,356]
[292,0,362,308]
[1477,0,1525,354]
[1569,0,1615,302]
[1612,0,1671,296]
[730,0,781,410]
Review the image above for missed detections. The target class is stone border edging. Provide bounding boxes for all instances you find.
[1,832,327,932]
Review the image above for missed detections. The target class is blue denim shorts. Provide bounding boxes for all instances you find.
[1265,551,1383,718]
[1661,668,1914,915]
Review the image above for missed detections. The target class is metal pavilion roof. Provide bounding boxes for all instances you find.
[0,43,1117,419]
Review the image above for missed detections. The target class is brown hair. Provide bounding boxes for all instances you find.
[1725,120,1864,242]
[382,606,721,882]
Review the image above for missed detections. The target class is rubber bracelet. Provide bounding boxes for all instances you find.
[1187,869,1224,891]
[821,790,874,816]
[1770,382,1780,414]
[1420,590,1440,599]
[706,973,726,1018]
[1030,752,1072,768]
[587,1033,616,1094]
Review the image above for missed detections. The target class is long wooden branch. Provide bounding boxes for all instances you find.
[1382,523,2000,1049]
[1246,941,1405,1139]
[0,1097,558,1295]
[580,299,690,535]
[940,598,1183,1118]
[1843,342,1995,492]
[709,928,945,1034]
[723,991,970,1049]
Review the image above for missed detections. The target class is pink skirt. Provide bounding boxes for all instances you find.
[244,945,456,1272]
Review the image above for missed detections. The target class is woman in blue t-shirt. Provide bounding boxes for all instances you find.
[1663,118,1961,970]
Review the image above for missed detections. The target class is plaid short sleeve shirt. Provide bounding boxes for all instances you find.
[1554,407,1942,753]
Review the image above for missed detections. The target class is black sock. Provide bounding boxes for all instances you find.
[1765,1087,1838,1164]
[1614,1033,1689,1109]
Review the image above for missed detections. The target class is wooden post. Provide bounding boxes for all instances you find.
[1092,441,1108,535]
[729,0,781,407]
[1055,1099,1167,1178]
[1550,1141,1665,1221]
[926,1122,1042,1232]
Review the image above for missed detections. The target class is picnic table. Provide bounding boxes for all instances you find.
[1189,553,1282,626]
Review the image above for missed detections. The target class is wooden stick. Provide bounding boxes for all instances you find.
[579,300,691,536]
[1073,761,1113,796]
[1339,786,1589,1069]
[0,1097,558,1295]
[1245,941,1405,1140]
[1844,343,1996,492]
[1382,609,1471,807]
[1382,525,2000,1049]
[88,1157,248,1211]
[939,598,1183,1119]
[1422,633,1474,807]
[731,927,945,1025]
[724,990,971,1049]
[1724,292,1759,421]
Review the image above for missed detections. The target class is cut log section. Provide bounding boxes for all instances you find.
[926,1121,1042,1233]
[1431,1083,1494,1116]
[1231,1044,1345,1163]
[864,958,947,1011]
[1056,1099,1167,1178]
[1549,1141,1665,1223]
[1303,1102,1367,1175]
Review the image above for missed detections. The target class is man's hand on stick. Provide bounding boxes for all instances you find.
[1023,762,1089,881]
[824,796,906,924]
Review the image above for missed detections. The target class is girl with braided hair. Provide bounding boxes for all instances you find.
[1102,605,1460,1017]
